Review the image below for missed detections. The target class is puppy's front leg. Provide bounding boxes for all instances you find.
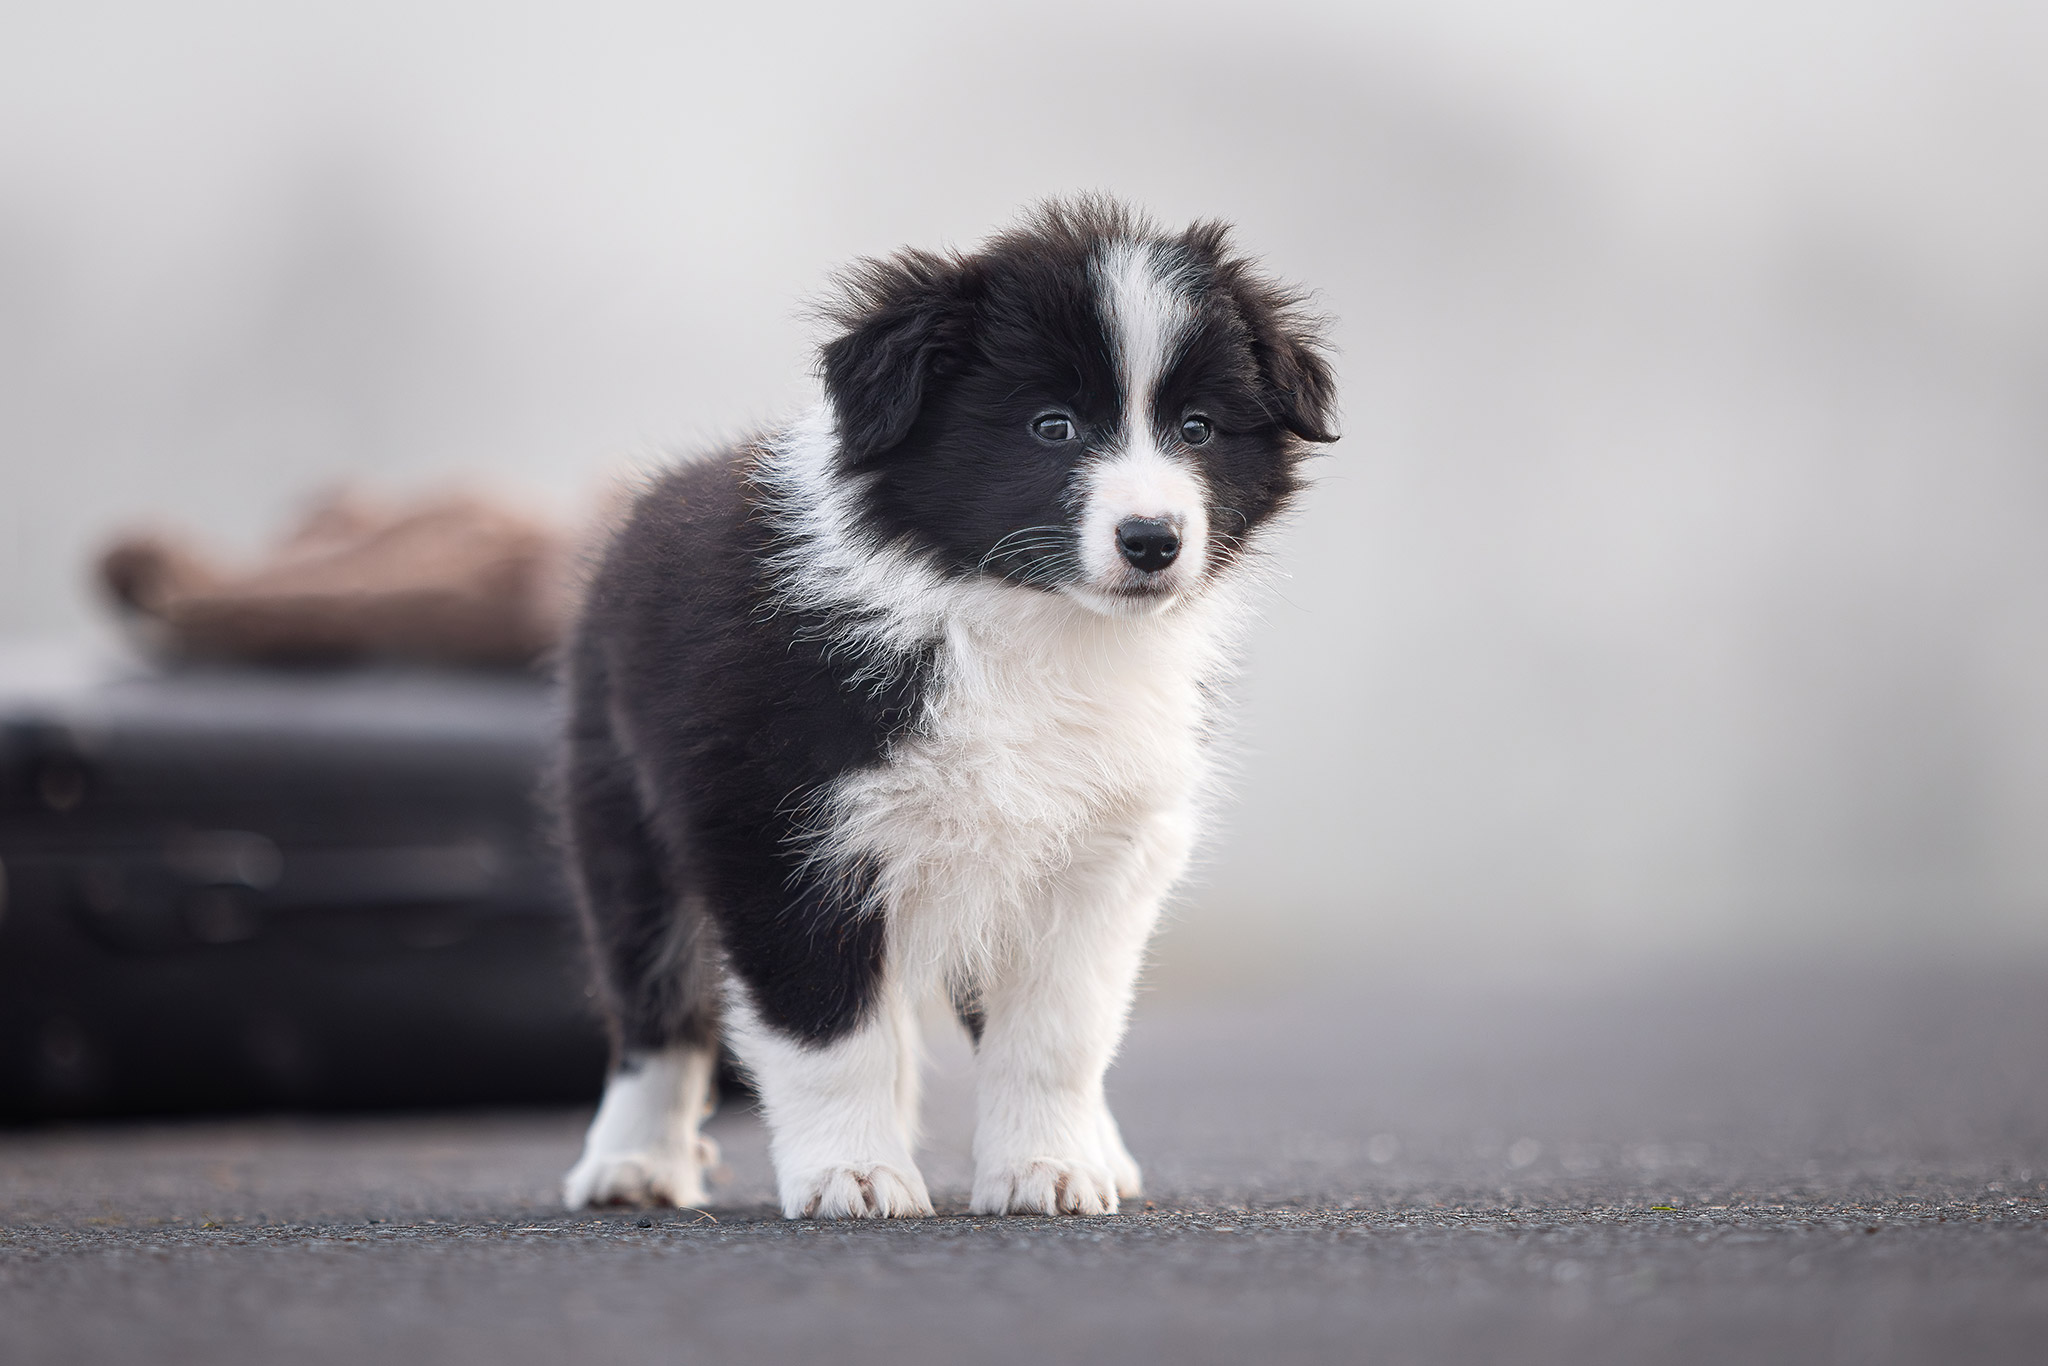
[970,897,1156,1216]
[725,975,934,1220]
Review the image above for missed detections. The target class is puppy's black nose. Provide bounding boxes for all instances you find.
[1116,517,1181,573]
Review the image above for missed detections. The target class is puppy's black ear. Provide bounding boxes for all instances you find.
[1188,222,1339,444]
[818,248,974,469]
[1237,283,1339,444]
[1253,315,1339,445]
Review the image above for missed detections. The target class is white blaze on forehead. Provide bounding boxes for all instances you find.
[1093,240,1196,431]
[1074,240,1209,602]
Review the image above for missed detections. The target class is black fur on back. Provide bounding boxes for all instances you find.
[563,452,935,1050]
[562,197,1335,1056]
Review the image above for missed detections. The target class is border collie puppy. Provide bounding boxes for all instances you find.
[560,198,1336,1218]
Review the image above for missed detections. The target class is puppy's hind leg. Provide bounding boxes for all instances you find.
[563,1045,718,1209]
[560,712,721,1210]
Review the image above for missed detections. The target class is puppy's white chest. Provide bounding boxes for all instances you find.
[819,604,1213,957]
[920,627,1201,843]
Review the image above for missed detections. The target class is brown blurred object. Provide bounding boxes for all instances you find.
[98,490,573,666]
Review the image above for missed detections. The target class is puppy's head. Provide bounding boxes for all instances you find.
[818,198,1336,615]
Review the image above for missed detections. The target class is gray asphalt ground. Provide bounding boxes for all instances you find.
[4,956,2047,1364]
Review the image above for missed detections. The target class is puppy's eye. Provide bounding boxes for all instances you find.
[1180,415,1214,446]
[1032,414,1077,442]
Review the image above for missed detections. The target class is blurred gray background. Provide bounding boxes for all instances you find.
[5,0,2045,981]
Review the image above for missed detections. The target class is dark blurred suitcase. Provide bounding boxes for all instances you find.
[0,649,606,1120]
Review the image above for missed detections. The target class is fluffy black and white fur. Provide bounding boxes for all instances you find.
[559,198,1336,1218]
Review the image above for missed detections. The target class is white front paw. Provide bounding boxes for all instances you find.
[972,1158,1121,1216]
[562,1135,718,1209]
[783,1162,934,1220]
